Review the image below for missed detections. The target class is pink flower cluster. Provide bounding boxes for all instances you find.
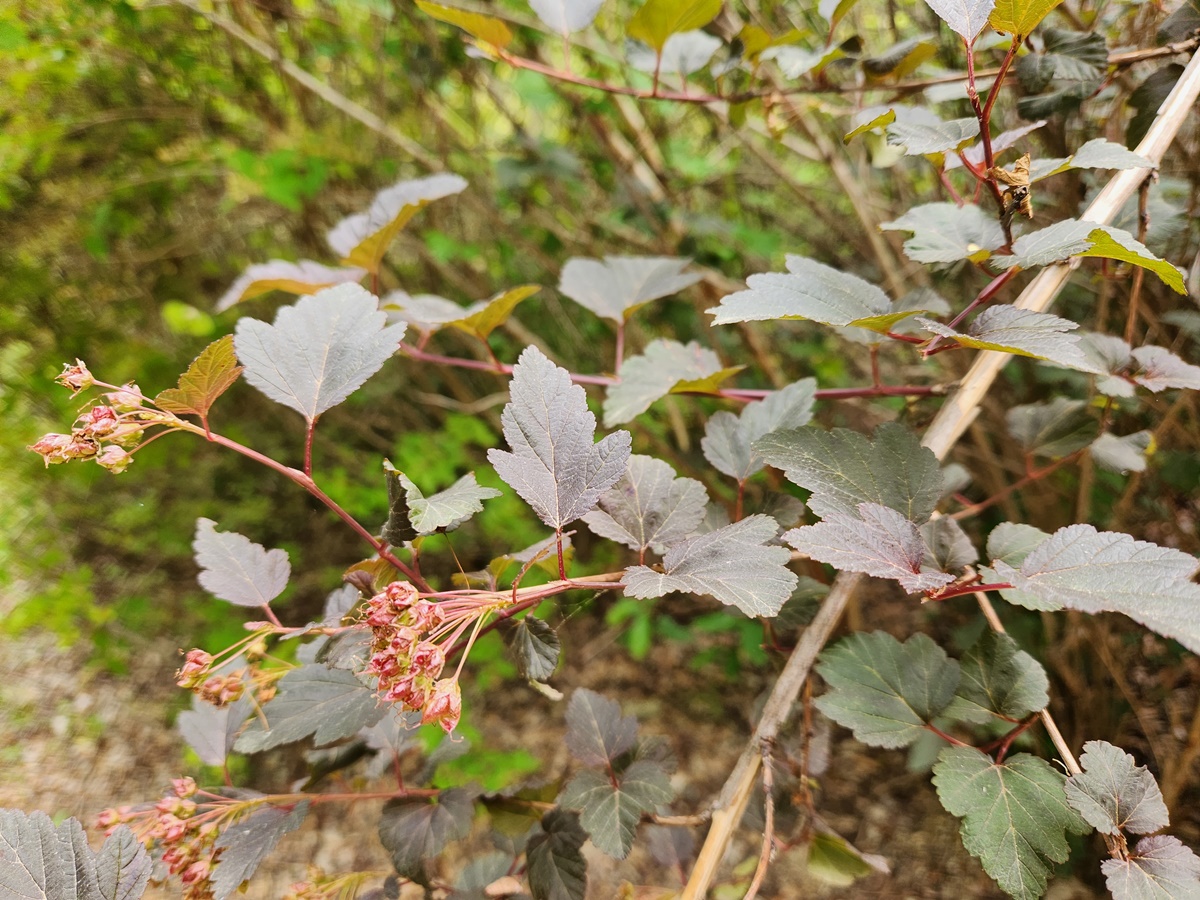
[176,649,250,707]
[29,363,146,473]
[366,582,462,733]
[98,777,220,900]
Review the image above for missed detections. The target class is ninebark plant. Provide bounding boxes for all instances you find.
[8,0,1200,897]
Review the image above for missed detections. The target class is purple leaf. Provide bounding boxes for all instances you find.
[234,284,405,421]
[488,346,631,530]
[581,454,708,554]
[377,789,476,879]
[212,803,309,900]
[193,518,289,608]
[564,688,638,766]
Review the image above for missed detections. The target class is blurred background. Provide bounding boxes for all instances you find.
[2,0,1199,896]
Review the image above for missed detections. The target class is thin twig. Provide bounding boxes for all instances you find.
[742,739,776,900]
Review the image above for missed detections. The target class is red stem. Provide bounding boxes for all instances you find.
[923,267,1019,357]
[951,448,1087,520]
[927,582,1014,601]
[303,419,316,477]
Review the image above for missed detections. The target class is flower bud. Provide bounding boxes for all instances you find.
[56,360,94,394]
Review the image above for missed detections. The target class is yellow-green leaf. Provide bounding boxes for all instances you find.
[988,0,1064,37]
[155,335,243,419]
[847,310,924,333]
[627,0,722,52]
[844,108,896,143]
[1079,229,1186,294]
[415,0,513,48]
[806,832,878,887]
[447,285,541,340]
[669,365,746,394]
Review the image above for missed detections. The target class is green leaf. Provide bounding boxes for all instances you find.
[626,0,721,52]
[622,515,799,617]
[1006,397,1098,458]
[603,339,723,427]
[415,0,514,47]
[327,173,468,271]
[565,688,638,766]
[708,256,915,331]
[405,471,501,534]
[526,809,588,900]
[863,35,938,79]
[155,335,244,420]
[1127,66,1184,149]
[559,761,673,859]
[784,502,957,593]
[986,522,1049,569]
[814,631,961,748]
[701,379,816,481]
[919,305,1102,373]
[933,747,1088,899]
[382,460,416,546]
[881,202,1006,264]
[1065,741,1169,836]
[235,664,384,752]
[508,616,561,682]
[754,422,943,524]
[923,0,997,41]
[766,39,857,80]
[805,831,884,886]
[377,788,476,879]
[1102,836,1200,900]
[1090,431,1152,474]
[1014,28,1105,118]
[581,454,709,554]
[944,631,1049,724]
[215,259,366,313]
[1029,138,1153,180]
[629,31,723,76]
[844,108,896,143]
[990,524,1200,654]
[447,285,541,340]
[989,0,1066,37]
[1080,229,1187,294]
[819,0,860,31]
[887,116,979,155]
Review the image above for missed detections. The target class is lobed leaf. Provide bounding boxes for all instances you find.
[990,524,1200,653]
[154,335,243,420]
[989,0,1066,37]
[881,202,1005,265]
[814,631,960,748]
[559,761,672,859]
[234,664,383,752]
[754,422,943,523]
[178,687,255,768]
[193,518,290,608]
[1131,346,1200,393]
[93,826,152,900]
[950,121,1046,170]
[844,107,896,143]
[234,284,405,421]
[863,35,938,79]
[1090,431,1151,474]
[1029,138,1153,182]
[1065,741,1169,836]
[215,259,366,312]
[564,688,638,766]
[326,172,468,270]
[700,379,816,482]
[398,470,501,535]
[784,502,957,593]
[526,809,588,900]
[944,631,1049,724]
[628,31,722,76]
[918,306,1102,373]
[527,0,605,36]
[887,116,979,156]
[377,789,476,879]
[919,515,978,573]
[581,454,708,554]
[603,339,726,427]
[1080,230,1186,294]
[933,747,1088,900]
[445,284,541,341]
[488,346,632,530]
[922,0,996,41]
[622,515,798,617]
[558,256,699,323]
[1014,28,1105,118]
[1102,835,1200,900]
[986,522,1049,569]
[212,803,308,900]
[509,616,561,682]
[708,256,906,330]
[1006,397,1098,458]
[626,0,721,52]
